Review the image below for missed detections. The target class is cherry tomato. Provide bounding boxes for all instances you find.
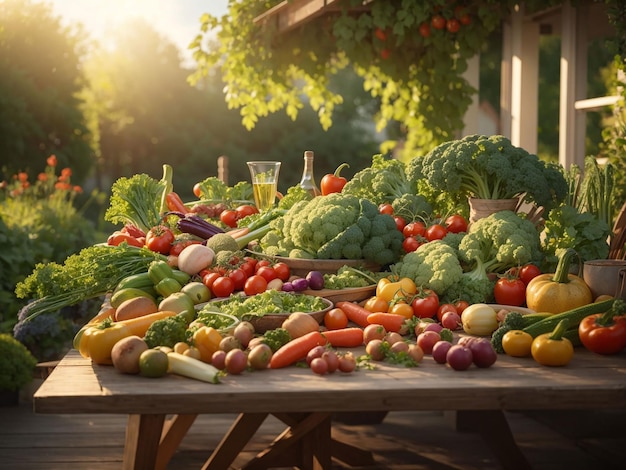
[446,18,460,33]
[378,203,394,215]
[324,308,349,330]
[272,262,291,281]
[244,274,268,296]
[193,183,202,198]
[425,224,447,241]
[519,264,542,285]
[240,260,255,277]
[374,27,387,41]
[454,300,470,315]
[256,265,278,283]
[227,268,247,291]
[419,22,431,38]
[403,221,426,238]
[255,259,272,271]
[211,276,235,297]
[389,302,414,320]
[436,303,458,322]
[202,272,221,290]
[145,225,175,255]
[402,236,422,253]
[364,296,389,313]
[411,289,440,319]
[219,209,239,228]
[459,14,472,25]
[494,277,526,306]
[235,204,259,219]
[431,14,446,30]
[169,239,202,257]
[380,49,390,60]
[394,216,406,232]
[444,214,468,234]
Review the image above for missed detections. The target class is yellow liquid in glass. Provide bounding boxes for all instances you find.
[253,182,277,211]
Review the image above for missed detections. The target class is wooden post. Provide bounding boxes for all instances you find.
[217,156,229,184]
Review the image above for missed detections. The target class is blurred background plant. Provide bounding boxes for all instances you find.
[0,155,104,359]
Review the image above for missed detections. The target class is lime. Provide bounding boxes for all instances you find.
[138,349,169,378]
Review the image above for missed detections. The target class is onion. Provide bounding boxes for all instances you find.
[305,271,324,290]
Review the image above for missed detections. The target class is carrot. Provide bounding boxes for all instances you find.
[336,301,371,328]
[321,327,364,348]
[88,306,115,325]
[270,331,327,369]
[227,227,250,240]
[165,192,188,213]
[366,312,406,333]
[116,310,178,337]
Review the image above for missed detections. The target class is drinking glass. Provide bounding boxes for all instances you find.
[247,161,281,211]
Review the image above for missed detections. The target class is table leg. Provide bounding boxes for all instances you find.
[123,414,166,470]
[155,414,198,470]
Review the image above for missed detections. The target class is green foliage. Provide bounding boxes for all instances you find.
[189,1,563,158]
[261,328,291,353]
[0,333,37,391]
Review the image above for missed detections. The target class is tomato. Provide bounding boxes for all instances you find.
[446,18,460,33]
[256,265,278,283]
[227,268,248,291]
[411,289,440,319]
[219,209,239,228]
[436,303,458,322]
[193,183,203,198]
[378,203,394,215]
[202,272,221,290]
[145,225,175,255]
[235,204,258,219]
[169,239,201,257]
[374,27,387,41]
[403,221,426,238]
[211,276,235,298]
[444,214,468,234]
[459,14,471,25]
[454,300,470,315]
[389,302,414,320]
[519,264,542,285]
[255,259,272,271]
[240,260,255,277]
[431,14,446,30]
[107,231,144,248]
[364,296,389,313]
[501,330,533,357]
[272,262,291,281]
[494,277,526,306]
[425,224,447,241]
[419,22,431,38]
[380,49,390,60]
[394,216,406,232]
[244,274,268,296]
[324,308,349,330]
[402,236,422,253]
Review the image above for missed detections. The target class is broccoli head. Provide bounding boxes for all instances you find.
[391,193,433,223]
[458,210,543,274]
[392,240,463,297]
[440,257,495,305]
[144,315,189,348]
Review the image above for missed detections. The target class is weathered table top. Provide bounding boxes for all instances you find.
[34,347,626,416]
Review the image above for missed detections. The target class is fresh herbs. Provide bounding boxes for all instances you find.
[15,244,165,321]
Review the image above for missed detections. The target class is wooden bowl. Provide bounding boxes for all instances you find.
[272,257,380,277]
[245,297,333,333]
[301,285,376,304]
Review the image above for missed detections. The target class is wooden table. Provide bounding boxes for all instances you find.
[34,348,626,470]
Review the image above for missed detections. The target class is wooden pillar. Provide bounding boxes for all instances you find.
[559,1,588,169]
[462,55,481,136]
[217,155,229,184]
[501,3,539,153]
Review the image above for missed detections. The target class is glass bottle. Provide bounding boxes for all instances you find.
[299,150,321,196]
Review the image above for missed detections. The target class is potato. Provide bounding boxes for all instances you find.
[111,336,149,374]
[114,296,158,322]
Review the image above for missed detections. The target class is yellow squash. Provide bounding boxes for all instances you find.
[525,249,592,314]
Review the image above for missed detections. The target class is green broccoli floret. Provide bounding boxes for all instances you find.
[406,134,568,212]
[490,324,511,354]
[440,258,495,305]
[458,210,543,274]
[391,193,433,223]
[144,315,189,349]
[342,154,413,205]
[502,311,525,330]
[261,328,292,352]
[392,240,463,297]
[439,231,466,254]
[278,185,314,210]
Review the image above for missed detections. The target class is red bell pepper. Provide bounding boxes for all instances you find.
[320,163,349,195]
[578,300,626,355]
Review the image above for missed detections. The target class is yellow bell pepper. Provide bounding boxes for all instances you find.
[192,326,223,363]
[530,319,574,366]
[377,277,417,302]
[78,320,131,365]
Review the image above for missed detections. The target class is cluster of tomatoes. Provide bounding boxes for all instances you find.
[419,5,472,37]
[493,264,542,307]
[377,202,469,253]
[198,257,291,299]
[218,204,259,228]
